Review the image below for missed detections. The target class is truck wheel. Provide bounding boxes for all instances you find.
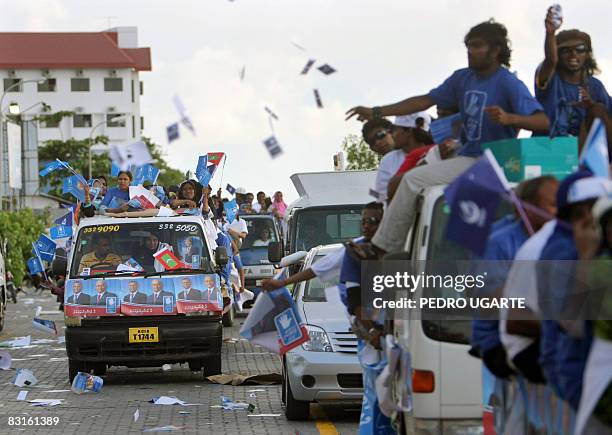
[92,364,107,376]
[201,356,222,376]
[188,361,202,372]
[283,367,309,420]
[222,304,235,327]
[68,359,86,383]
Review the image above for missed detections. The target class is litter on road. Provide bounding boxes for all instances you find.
[16,391,28,401]
[32,317,58,335]
[71,372,103,394]
[149,396,202,406]
[0,336,31,348]
[206,373,281,386]
[29,399,62,407]
[134,408,139,422]
[220,396,255,411]
[13,369,38,387]
[0,350,12,370]
[142,426,188,433]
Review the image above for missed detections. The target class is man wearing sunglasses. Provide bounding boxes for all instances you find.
[362,118,395,156]
[260,202,383,291]
[535,6,611,137]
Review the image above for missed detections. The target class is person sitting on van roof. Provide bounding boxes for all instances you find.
[534,7,611,137]
[362,118,395,156]
[346,19,549,258]
[252,191,269,214]
[100,171,132,212]
[170,180,203,210]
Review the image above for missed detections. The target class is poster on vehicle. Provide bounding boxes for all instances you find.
[64,279,122,317]
[120,277,176,316]
[174,275,222,314]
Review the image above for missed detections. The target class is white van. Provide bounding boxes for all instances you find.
[393,185,483,434]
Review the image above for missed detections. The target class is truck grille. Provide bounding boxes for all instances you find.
[337,374,363,388]
[330,331,358,353]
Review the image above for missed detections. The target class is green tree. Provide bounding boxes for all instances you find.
[0,209,48,285]
[341,134,380,170]
[38,136,185,199]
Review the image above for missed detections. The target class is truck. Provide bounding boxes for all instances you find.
[53,213,229,382]
[275,170,376,259]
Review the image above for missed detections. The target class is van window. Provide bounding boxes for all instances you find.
[70,222,208,278]
[422,197,512,345]
[294,206,363,251]
[303,255,336,302]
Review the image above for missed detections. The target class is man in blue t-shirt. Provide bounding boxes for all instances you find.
[346,20,549,256]
[534,7,611,137]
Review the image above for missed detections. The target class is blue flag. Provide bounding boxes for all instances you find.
[444,150,509,255]
[39,159,68,177]
[27,257,43,275]
[580,118,610,179]
[133,164,161,185]
[226,184,236,195]
[62,175,86,203]
[430,113,462,144]
[32,234,56,262]
[198,171,213,188]
[224,199,238,223]
[50,225,73,240]
[195,155,208,179]
[167,123,180,143]
[55,211,73,226]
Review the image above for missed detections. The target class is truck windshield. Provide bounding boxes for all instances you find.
[70,221,209,278]
[293,206,363,252]
[239,216,278,266]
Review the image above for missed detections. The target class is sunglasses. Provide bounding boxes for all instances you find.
[361,217,381,225]
[559,44,588,55]
[373,129,389,141]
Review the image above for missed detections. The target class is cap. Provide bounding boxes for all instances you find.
[235,187,247,195]
[556,29,592,49]
[393,112,432,131]
[557,170,612,218]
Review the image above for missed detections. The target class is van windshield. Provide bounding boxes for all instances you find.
[70,221,209,278]
[239,216,279,266]
[293,206,363,252]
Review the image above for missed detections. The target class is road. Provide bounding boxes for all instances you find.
[0,291,359,434]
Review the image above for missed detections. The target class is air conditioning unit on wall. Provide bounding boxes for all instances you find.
[109,69,117,77]
[41,69,50,77]
[75,69,84,77]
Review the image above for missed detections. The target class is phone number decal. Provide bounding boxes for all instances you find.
[83,225,120,233]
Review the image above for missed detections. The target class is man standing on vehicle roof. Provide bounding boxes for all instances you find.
[534,6,611,137]
[346,20,549,259]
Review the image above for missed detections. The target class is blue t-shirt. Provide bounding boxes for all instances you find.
[535,72,612,137]
[537,221,591,408]
[471,220,528,353]
[100,187,130,208]
[429,67,544,156]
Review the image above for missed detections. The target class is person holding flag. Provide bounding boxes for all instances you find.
[170,180,203,210]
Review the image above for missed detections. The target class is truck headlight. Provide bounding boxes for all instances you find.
[302,325,333,352]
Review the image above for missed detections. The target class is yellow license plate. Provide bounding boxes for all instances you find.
[128,327,159,343]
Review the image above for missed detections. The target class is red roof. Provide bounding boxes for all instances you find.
[0,32,151,71]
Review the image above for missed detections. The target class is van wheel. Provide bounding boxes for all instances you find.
[283,367,309,420]
[222,304,235,327]
[188,361,202,372]
[68,359,85,383]
[201,356,222,376]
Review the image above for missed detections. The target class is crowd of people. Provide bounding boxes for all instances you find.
[260,8,612,435]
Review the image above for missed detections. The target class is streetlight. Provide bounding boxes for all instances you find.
[0,79,46,210]
[88,114,128,179]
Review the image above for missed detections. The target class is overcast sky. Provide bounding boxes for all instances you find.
[3,0,611,202]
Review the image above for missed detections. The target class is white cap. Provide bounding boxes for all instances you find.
[235,187,247,194]
[393,111,431,131]
[567,177,612,204]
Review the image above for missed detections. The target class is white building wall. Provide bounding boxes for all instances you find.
[0,67,142,146]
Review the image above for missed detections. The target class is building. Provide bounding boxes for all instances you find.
[0,27,151,210]
[0,27,151,146]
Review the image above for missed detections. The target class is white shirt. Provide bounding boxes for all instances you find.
[228,218,248,235]
[374,149,405,202]
[310,237,364,284]
[252,203,261,213]
[252,239,270,247]
[499,220,556,361]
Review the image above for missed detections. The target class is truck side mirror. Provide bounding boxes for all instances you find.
[215,246,229,266]
[267,242,283,264]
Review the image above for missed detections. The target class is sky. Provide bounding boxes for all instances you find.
[2,0,611,203]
